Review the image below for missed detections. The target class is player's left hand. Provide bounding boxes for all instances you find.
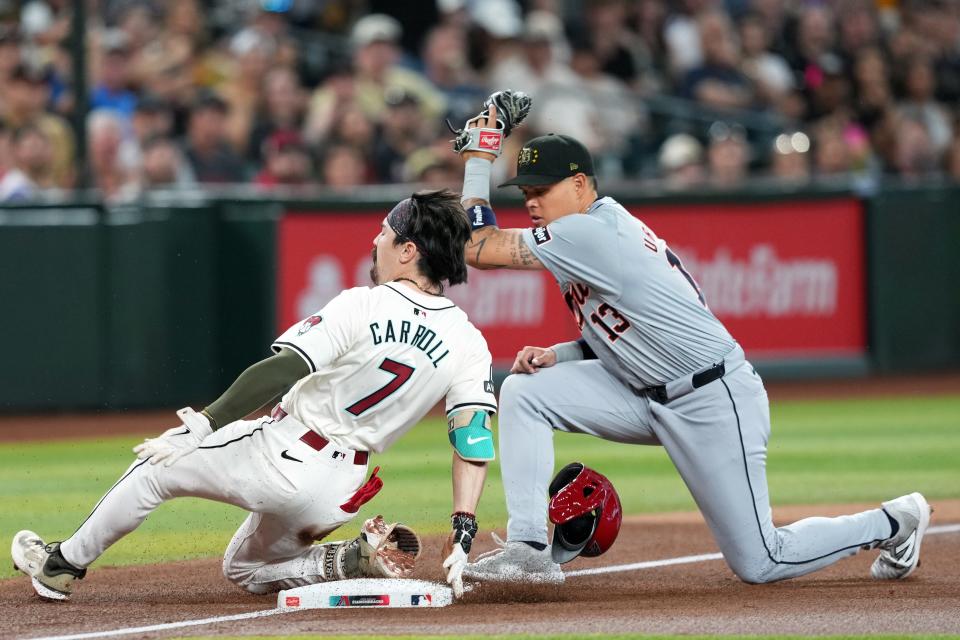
[511,346,558,374]
[441,512,478,598]
[133,407,213,467]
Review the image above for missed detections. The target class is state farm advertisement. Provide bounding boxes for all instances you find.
[278,198,865,364]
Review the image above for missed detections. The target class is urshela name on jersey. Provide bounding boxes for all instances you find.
[370,319,450,368]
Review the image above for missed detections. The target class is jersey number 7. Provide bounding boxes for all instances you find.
[346,359,415,416]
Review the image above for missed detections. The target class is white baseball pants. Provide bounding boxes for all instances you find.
[58,412,369,593]
[498,351,893,583]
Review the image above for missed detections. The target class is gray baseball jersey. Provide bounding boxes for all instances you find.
[521,196,735,388]
[493,195,895,585]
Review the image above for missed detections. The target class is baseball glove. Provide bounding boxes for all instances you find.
[449,89,533,157]
[357,515,422,578]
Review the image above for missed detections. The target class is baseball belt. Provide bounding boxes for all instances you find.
[635,345,745,404]
[272,404,369,466]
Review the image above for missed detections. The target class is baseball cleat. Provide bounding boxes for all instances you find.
[463,533,564,584]
[871,492,931,580]
[11,530,86,601]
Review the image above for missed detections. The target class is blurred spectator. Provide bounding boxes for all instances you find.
[813,120,854,176]
[2,62,74,188]
[0,26,22,86]
[0,124,51,201]
[347,13,446,122]
[403,145,463,188]
[851,47,892,130]
[373,88,432,183]
[664,0,714,79]
[304,63,356,146]
[886,113,939,179]
[706,121,749,187]
[183,91,246,184]
[131,95,174,146]
[488,11,576,101]
[580,0,648,86]
[738,11,793,107]
[220,28,276,156]
[658,132,706,188]
[808,53,851,122]
[534,32,643,174]
[837,1,881,68]
[248,66,307,164]
[140,136,195,191]
[770,131,811,182]
[0,122,12,178]
[87,110,138,200]
[254,131,313,188]
[321,144,367,189]
[898,55,953,156]
[421,23,487,124]
[681,10,755,110]
[91,29,138,120]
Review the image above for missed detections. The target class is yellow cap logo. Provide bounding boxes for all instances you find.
[569,163,579,171]
[518,148,539,166]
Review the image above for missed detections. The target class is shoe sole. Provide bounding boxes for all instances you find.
[462,568,565,585]
[11,530,70,601]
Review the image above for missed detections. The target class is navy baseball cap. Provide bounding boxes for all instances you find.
[499,134,595,187]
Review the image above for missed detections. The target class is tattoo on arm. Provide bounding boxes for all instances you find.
[467,228,543,270]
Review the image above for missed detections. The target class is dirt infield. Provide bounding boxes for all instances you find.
[2,501,958,638]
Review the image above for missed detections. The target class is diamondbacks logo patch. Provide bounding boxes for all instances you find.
[298,315,323,335]
[532,226,552,245]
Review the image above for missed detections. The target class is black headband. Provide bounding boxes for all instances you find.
[387,198,415,241]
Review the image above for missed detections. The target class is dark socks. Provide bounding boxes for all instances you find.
[883,509,900,539]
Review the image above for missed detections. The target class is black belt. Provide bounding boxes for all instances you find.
[640,361,726,404]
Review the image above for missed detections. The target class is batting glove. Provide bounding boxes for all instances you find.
[133,407,213,467]
[442,511,478,598]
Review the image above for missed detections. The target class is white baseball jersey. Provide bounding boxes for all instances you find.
[522,196,736,388]
[272,282,497,453]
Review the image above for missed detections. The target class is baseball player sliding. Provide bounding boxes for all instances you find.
[450,92,931,585]
[12,189,495,601]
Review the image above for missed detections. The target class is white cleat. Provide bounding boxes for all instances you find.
[463,533,564,585]
[871,492,932,580]
[11,530,86,601]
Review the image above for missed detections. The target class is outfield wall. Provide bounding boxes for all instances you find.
[1,183,957,411]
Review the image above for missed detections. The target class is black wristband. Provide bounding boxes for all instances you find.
[451,512,478,553]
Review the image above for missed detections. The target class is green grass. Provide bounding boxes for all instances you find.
[1,395,958,578]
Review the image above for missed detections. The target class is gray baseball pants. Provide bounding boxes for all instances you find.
[498,350,893,583]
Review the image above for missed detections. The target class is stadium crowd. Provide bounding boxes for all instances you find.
[0,0,958,201]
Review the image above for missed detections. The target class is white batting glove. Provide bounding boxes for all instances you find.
[133,407,213,467]
[442,545,468,598]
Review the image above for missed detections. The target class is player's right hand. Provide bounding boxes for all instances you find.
[461,103,498,163]
[511,346,558,374]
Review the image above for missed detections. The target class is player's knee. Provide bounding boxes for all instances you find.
[499,373,544,409]
[727,558,775,584]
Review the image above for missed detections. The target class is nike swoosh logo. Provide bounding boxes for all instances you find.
[466,436,491,445]
[280,450,303,463]
[893,531,917,561]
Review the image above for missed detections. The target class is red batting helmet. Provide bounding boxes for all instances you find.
[548,462,622,564]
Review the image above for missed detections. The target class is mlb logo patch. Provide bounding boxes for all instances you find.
[285,596,300,607]
[479,131,502,151]
[532,226,552,245]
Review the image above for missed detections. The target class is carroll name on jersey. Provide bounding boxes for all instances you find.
[369,319,450,368]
